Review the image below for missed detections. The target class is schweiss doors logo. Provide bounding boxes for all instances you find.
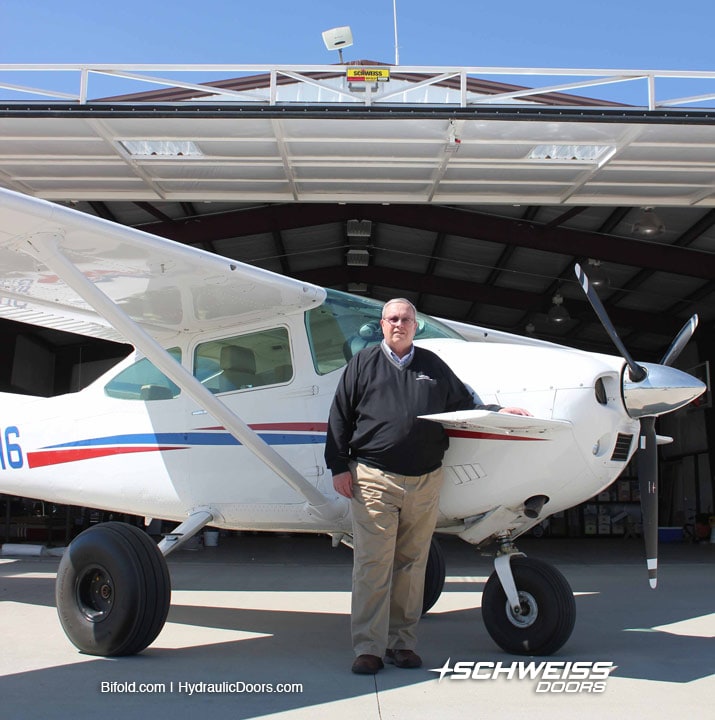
[430,659,616,693]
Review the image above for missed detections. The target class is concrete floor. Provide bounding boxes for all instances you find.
[0,533,713,720]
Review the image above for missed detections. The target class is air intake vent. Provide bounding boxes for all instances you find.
[611,433,634,462]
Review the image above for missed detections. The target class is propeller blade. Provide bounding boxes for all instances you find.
[638,417,659,588]
[660,314,699,367]
[574,264,647,382]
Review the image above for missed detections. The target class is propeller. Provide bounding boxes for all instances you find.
[637,315,700,587]
[660,314,699,367]
[574,264,703,589]
[574,263,646,382]
[638,416,658,588]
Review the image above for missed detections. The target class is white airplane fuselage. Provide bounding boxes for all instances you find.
[0,308,641,546]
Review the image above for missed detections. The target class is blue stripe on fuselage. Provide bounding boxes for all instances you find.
[42,431,326,450]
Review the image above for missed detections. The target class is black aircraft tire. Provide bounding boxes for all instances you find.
[422,535,446,615]
[481,556,575,656]
[55,521,171,656]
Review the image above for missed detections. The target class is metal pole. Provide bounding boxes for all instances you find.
[393,0,400,66]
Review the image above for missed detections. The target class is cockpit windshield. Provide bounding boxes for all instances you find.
[305,289,464,375]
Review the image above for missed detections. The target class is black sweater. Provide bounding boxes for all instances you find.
[325,343,495,477]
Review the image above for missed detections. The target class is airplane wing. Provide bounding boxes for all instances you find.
[419,409,572,439]
[0,187,326,343]
[0,187,347,522]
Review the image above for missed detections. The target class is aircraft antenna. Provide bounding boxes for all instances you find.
[393,0,400,65]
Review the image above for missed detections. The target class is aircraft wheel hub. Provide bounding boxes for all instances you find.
[505,591,538,628]
[76,565,114,622]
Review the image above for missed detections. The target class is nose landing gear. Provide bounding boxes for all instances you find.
[481,534,576,655]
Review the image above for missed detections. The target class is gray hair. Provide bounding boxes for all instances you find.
[382,297,417,319]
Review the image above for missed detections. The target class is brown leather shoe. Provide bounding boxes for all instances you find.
[384,648,422,668]
[351,654,384,674]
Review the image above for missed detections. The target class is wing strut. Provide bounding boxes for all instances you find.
[157,509,214,556]
[20,233,347,523]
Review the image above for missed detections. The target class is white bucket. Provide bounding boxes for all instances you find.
[1,543,44,556]
[203,530,219,547]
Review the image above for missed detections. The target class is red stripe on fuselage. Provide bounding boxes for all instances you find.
[446,429,546,441]
[27,445,185,469]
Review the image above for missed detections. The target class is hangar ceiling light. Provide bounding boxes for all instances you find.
[633,207,666,237]
[528,144,613,163]
[548,293,570,325]
[347,219,372,237]
[586,258,610,288]
[119,140,204,158]
[346,248,370,267]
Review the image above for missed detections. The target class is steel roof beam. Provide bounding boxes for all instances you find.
[140,203,715,280]
[295,265,686,337]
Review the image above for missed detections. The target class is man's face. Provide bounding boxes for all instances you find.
[380,301,417,357]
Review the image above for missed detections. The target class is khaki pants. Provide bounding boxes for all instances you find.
[349,462,443,657]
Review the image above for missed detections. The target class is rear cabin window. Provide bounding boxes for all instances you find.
[104,348,182,400]
[194,327,293,394]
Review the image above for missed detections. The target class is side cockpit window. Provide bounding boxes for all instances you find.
[305,289,463,375]
[194,327,293,394]
[104,348,182,400]
[305,294,382,375]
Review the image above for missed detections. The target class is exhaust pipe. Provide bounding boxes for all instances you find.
[523,494,549,519]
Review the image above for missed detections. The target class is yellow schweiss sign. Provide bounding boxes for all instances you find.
[346,67,391,83]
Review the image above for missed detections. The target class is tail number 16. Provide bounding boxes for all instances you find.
[0,426,24,470]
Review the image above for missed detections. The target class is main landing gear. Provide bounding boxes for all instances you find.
[55,522,171,656]
[423,535,446,615]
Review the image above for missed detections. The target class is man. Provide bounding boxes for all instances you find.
[325,298,530,675]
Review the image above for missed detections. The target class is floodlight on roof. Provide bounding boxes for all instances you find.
[322,26,353,64]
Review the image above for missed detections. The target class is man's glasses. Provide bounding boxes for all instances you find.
[382,315,415,326]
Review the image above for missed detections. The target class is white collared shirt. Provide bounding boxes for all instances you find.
[382,340,414,367]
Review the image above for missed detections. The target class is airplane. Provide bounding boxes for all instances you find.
[0,186,706,659]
